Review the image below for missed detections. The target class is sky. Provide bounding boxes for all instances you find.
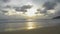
[0,0,60,19]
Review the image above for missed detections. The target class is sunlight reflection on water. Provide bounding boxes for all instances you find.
[4,22,43,31]
[26,22,37,29]
[0,19,60,32]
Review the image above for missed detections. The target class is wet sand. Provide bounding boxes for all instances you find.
[0,25,60,34]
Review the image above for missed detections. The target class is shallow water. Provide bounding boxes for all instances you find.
[0,19,60,32]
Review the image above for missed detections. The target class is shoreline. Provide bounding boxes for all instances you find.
[0,25,60,34]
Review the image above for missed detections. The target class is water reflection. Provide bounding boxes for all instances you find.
[4,23,26,31]
[0,21,45,32]
[26,22,37,29]
[4,22,38,31]
[0,19,60,32]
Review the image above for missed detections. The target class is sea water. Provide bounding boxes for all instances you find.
[0,19,60,32]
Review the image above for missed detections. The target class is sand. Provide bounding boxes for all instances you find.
[0,25,60,34]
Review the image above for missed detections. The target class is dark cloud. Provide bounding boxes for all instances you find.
[15,5,33,13]
[0,9,8,14]
[43,2,56,10]
[54,10,60,16]
[20,5,33,10]
[55,0,60,3]
[16,8,27,14]
[2,10,8,13]
[0,0,10,3]
[2,0,10,3]
[1,0,60,19]
[37,8,47,14]
[37,1,57,15]
[0,0,11,7]
[15,7,27,13]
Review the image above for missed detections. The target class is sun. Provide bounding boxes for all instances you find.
[25,7,36,17]
[24,2,37,18]
[25,11,35,17]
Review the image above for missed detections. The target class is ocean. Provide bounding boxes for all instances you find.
[0,19,60,32]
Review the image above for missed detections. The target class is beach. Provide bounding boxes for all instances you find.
[0,19,60,34]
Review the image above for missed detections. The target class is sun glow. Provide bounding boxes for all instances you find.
[25,2,37,18]
[5,2,39,18]
[25,11,35,17]
[25,7,37,17]
[27,22,36,29]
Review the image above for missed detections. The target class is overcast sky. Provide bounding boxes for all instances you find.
[0,0,60,19]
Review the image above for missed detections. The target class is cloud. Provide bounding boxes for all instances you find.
[0,0,60,19]
[2,0,10,3]
[55,0,60,3]
[36,0,56,15]
[0,0,11,7]
[0,0,33,19]
[0,0,30,7]
[43,2,56,10]
[0,8,10,14]
[54,5,60,17]
[37,8,47,14]
[1,10,8,13]
[0,0,10,3]
[20,5,33,10]
[0,5,33,15]
[0,11,8,19]
[36,0,60,17]
[15,5,33,13]
[32,0,47,6]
